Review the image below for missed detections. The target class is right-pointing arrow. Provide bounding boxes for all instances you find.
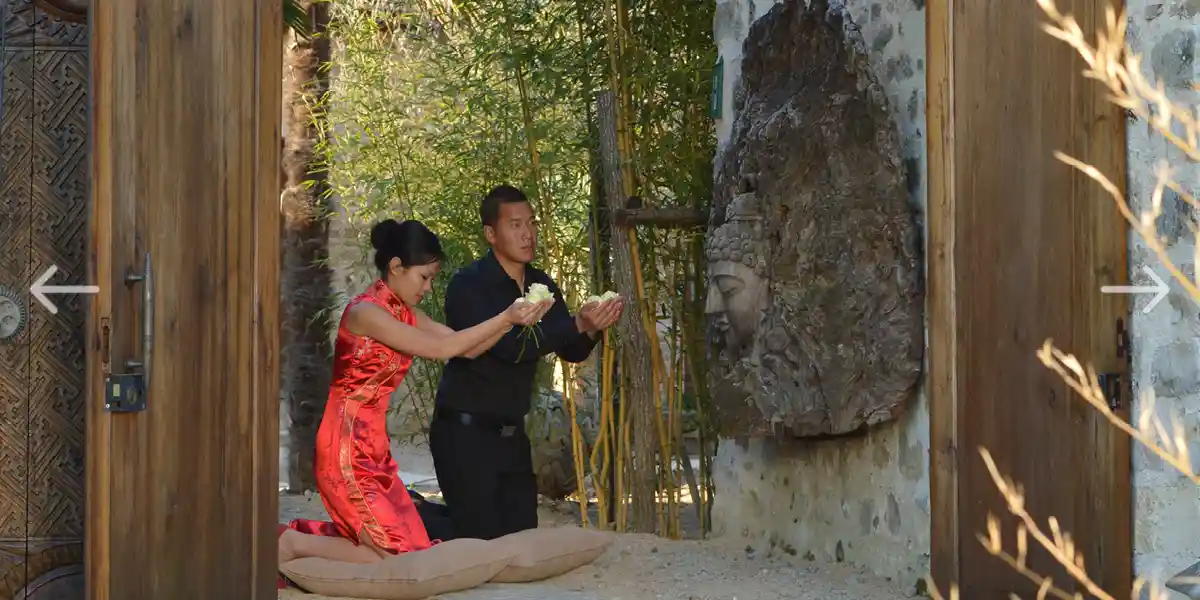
[1101,264,1169,314]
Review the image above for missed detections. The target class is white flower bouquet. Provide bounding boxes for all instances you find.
[514,283,555,360]
[584,290,620,304]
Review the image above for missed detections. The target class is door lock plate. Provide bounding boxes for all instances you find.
[104,373,146,413]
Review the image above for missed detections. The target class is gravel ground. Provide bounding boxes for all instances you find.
[278,442,908,600]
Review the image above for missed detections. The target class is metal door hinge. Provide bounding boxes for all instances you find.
[100,317,111,367]
[1116,317,1131,363]
[1097,372,1122,410]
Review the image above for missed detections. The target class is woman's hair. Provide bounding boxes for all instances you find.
[370,219,444,276]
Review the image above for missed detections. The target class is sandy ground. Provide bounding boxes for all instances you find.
[278,442,909,600]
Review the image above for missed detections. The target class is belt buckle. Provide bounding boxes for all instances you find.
[499,424,517,437]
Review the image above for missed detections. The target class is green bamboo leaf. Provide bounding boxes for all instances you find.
[284,0,311,38]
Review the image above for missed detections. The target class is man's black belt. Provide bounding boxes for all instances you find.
[434,407,522,437]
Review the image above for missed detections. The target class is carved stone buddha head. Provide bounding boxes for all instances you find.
[704,189,767,356]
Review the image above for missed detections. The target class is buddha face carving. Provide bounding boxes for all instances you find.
[704,192,766,356]
[706,259,763,353]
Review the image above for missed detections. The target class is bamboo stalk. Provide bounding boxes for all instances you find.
[663,237,680,539]
[616,373,629,531]
[589,332,615,530]
[562,360,590,527]
[514,63,561,280]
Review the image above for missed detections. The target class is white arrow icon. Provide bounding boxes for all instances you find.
[1101,265,1169,314]
[30,265,99,315]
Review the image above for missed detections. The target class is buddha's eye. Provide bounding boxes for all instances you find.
[714,275,744,295]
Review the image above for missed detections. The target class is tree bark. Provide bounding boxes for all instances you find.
[280,0,334,494]
[596,89,657,534]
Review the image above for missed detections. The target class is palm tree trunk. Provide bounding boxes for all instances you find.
[280,0,334,494]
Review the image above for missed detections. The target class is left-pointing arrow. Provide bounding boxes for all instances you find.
[30,265,100,315]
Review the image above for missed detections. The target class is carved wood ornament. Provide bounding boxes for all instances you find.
[0,0,90,596]
[34,0,87,23]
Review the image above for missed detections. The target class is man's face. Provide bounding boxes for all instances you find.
[485,201,538,264]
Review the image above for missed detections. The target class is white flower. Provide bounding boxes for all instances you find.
[520,282,554,304]
[585,290,621,304]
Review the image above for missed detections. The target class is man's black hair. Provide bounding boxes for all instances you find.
[480,184,529,228]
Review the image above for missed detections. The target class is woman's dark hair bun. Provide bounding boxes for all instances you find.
[370,218,444,276]
[370,218,403,251]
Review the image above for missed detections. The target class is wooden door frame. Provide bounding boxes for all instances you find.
[926,0,958,587]
[926,0,1132,591]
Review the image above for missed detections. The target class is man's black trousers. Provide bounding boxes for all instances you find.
[428,408,538,540]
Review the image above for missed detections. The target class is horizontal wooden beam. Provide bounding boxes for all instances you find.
[614,207,707,229]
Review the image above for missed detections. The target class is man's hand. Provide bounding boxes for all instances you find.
[577,297,624,335]
[532,299,555,323]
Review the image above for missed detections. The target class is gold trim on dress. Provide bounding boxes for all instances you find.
[338,359,403,551]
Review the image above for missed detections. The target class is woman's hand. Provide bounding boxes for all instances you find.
[504,299,552,326]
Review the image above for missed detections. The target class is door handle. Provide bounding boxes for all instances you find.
[123,252,154,384]
[104,252,152,413]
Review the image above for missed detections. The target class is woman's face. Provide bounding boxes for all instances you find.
[387,259,440,306]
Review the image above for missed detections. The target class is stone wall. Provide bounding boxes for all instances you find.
[710,0,931,587]
[1125,0,1200,580]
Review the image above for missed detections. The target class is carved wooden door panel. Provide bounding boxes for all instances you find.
[0,0,89,598]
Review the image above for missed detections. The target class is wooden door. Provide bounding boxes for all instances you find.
[0,1,90,597]
[86,1,282,598]
[927,0,1132,597]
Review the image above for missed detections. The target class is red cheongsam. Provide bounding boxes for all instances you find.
[283,280,434,559]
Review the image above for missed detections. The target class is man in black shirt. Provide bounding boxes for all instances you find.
[431,184,623,540]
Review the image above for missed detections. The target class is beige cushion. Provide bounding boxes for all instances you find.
[280,538,514,600]
[488,526,615,583]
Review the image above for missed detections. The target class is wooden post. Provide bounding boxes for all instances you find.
[596,89,658,534]
[614,206,706,229]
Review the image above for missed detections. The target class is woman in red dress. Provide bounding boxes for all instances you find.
[277,219,551,573]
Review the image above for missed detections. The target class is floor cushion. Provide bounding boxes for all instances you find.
[280,538,515,599]
[1168,560,1200,599]
[488,526,615,583]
